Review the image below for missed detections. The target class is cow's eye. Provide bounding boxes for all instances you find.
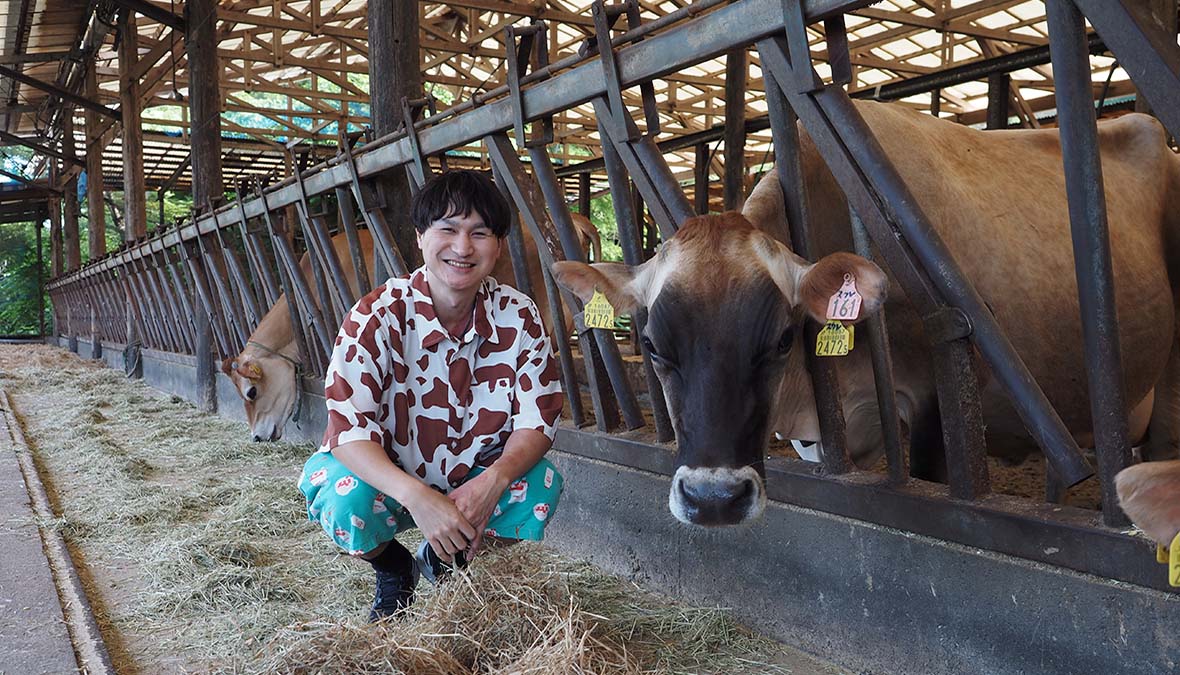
[642,336,671,366]
[777,327,795,355]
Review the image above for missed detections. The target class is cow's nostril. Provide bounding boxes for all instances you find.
[252,434,263,442]
[245,386,257,401]
[736,479,754,502]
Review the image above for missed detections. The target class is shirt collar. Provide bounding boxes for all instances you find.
[410,267,499,350]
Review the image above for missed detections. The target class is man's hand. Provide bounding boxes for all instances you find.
[449,466,511,558]
[402,484,477,563]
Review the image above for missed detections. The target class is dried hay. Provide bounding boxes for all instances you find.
[0,345,805,675]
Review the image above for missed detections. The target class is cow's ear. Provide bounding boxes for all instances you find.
[796,252,887,324]
[235,356,263,381]
[1116,461,1180,545]
[550,261,642,314]
[220,357,236,377]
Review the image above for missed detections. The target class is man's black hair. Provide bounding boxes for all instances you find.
[410,170,512,238]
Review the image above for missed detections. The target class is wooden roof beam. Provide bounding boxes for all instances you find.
[0,64,120,120]
[0,129,84,167]
[112,0,185,32]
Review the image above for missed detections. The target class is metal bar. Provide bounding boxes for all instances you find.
[257,187,333,360]
[291,153,356,317]
[757,34,1093,488]
[335,186,370,296]
[849,209,905,485]
[1072,0,1180,142]
[526,143,645,431]
[600,133,674,442]
[234,187,281,309]
[694,142,710,215]
[485,133,621,431]
[181,237,232,359]
[145,248,190,352]
[762,66,851,475]
[541,264,586,427]
[160,244,199,353]
[128,257,170,350]
[1046,0,1131,527]
[289,198,341,330]
[342,143,408,278]
[210,217,263,331]
[196,228,250,353]
[986,72,1010,130]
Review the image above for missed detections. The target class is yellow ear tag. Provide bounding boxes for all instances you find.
[583,289,616,330]
[846,324,854,351]
[1170,533,1180,587]
[816,321,851,357]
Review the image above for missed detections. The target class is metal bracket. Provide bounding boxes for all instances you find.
[922,307,974,344]
[401,96,436,190]
[505,21,554,149]
[591,0,660,142]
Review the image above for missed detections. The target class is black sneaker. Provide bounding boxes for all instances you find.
[368,541,418,622]
[414,541,467,585]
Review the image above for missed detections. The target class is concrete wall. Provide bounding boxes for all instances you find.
[543,452,1180,675]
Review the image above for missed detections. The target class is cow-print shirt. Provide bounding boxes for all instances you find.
[318,268,564,493]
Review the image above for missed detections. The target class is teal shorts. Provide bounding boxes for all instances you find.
[298,452,564,555]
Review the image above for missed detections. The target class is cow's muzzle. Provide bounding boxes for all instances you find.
[669,466,766,526]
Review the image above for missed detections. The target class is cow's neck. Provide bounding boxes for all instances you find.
[251,296,299,358]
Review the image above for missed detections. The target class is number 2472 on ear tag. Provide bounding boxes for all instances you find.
[583,289,616,329]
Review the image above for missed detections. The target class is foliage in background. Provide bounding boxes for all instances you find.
[0,221,50,335]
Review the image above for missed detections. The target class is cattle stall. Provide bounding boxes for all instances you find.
[44,1,1180,673]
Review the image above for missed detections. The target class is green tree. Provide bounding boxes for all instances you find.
[0,220,50,335]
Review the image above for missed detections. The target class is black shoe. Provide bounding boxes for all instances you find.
[414,541,467,585]
[368,541,418,622]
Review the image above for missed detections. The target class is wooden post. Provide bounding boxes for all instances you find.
[186,0,221,411]
[85,61,106,260]
[723,47,747,211]
[119,12,147,240]
[62,117,82,271]
[186,0,223,209]
[49,192,63,278]
[35,213,44,337]
[368,0,422,268]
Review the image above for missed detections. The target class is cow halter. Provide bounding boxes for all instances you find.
[246,340,304,426]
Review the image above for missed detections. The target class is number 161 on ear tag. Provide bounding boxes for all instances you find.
[827,274,863,321]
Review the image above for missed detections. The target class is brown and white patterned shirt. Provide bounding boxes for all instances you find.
[318,267,564,493]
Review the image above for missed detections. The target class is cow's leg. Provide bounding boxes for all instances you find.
[907,399,947,482]
[844,401,888,470]
[1145,336,1180,461]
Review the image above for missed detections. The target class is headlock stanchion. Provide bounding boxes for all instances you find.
[503,18,644,431]
[234,184,282,311]
[197,210,250,354]
[181,235,232,361]
[289,155,355,325]
[333,177,371,298]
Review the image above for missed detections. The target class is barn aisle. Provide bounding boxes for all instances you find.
[0,344,847,674]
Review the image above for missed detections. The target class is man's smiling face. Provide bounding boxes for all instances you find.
[416,209,503,297]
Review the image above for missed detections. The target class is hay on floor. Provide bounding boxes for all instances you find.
[0,345,815,675]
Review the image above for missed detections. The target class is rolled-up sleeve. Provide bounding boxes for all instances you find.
[319,288,401,453]
[511,303,564,440]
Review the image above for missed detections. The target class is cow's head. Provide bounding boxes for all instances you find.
[552,212,886,527]
[220,348,298,442]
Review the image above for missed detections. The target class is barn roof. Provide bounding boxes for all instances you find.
[0,1,1158,199]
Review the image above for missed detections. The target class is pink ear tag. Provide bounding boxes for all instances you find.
[826,274,863,321]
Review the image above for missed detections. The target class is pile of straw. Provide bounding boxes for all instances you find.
[1,345,803,674]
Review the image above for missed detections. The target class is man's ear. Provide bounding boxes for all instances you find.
[796,252,887,324]
[550,261,642,314]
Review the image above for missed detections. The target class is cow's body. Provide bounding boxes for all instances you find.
[225,215,599,442]
[554,101,1180,526]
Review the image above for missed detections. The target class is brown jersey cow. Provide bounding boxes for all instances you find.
[553,101,1180,527]
[224,214,599,442]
